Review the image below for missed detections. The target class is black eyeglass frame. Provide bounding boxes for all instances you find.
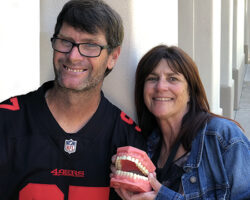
[50,37,110,58]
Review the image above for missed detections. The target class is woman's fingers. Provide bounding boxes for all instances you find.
[110,154,117,177]
[115,188,133,200]
[111,154,117,164]
[148,173,162,193]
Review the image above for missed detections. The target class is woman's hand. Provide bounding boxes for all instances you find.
[115,188,156,200]
[114,173,162,200]
[110,154,117,178]
[148,173,162,193]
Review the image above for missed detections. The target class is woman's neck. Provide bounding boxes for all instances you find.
[156,119,186,168]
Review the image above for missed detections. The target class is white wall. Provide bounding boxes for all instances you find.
[40,0,67,85]
[0,0,40,102]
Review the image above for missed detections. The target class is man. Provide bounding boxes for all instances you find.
[0,0,145,199]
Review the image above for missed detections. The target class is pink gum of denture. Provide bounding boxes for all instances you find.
[110,146,156,193]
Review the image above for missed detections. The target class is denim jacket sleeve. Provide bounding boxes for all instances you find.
[155,185,184,200]
[222,130,250,199]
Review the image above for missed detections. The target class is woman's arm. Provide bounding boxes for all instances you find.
[223,134,250,199]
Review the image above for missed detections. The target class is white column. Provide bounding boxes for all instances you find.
[178,0,195,58]
[246,0,250,61]
[0,0,40,102]
[179,0,222,114]
[220,0,235,118]
[232,0,246,109]
[193,0,222,114]
[244,0,249,64]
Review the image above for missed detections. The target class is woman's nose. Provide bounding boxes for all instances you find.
[155,79,168,91]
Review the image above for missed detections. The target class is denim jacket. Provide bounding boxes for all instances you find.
[149,117,250,200]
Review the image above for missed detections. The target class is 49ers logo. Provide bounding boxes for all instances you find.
[0,97,20,111]
[51,168,84,178]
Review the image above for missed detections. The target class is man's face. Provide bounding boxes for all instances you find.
[53,22,119,92]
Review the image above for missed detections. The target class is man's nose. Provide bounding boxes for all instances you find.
[68,46,84,61]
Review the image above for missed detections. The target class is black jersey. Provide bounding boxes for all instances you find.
[0,81,146,200]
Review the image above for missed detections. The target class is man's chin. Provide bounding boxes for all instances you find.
[57,81,98,93]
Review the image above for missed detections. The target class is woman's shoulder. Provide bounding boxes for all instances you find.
[203,116,249,147]
[206,116,238,130]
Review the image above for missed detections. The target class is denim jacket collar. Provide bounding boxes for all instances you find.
[183,122,207,171]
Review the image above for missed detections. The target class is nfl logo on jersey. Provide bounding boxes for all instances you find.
[64,139,77,154]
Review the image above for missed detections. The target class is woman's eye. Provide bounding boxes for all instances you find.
[169,77,177,81]
[146,77,158,81]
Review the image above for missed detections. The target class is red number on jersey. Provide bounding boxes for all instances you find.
[69,185,109,200]
[19,183,110,200]
[19,183,64,200]
[120,111,133,125]
[120,111,141,132]
[0,97,20,111]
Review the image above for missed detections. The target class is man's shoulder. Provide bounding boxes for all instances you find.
[101,93,141,133]
[0,81,51,115]
[0,83,49,125]
[0,90,38,113]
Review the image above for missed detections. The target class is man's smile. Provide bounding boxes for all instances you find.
[63,65,88,73]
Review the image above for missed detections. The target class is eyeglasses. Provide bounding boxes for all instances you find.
[51,37,109,58]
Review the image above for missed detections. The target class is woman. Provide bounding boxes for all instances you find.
[114,45,250,200]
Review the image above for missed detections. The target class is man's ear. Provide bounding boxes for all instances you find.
[107,46,121,70]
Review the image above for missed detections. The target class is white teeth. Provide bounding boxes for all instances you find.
[154,97,172,101]
[115,155,149,176]
[116,170,148,181]
[115,157,122,170]
[65,66,85,72]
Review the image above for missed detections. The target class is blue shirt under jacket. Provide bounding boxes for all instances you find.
[150,117,250,200]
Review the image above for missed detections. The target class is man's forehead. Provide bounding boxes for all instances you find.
[59,23,107,42]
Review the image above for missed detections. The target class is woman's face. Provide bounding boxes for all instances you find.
[143,59,190,122]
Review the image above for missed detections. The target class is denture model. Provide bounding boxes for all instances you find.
[110,146,156,193]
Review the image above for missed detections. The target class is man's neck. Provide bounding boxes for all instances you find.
[45,84,102,133]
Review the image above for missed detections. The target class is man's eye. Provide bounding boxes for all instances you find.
[85,43,96,47]
[61,40,72,46]
[83,43,98,49]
